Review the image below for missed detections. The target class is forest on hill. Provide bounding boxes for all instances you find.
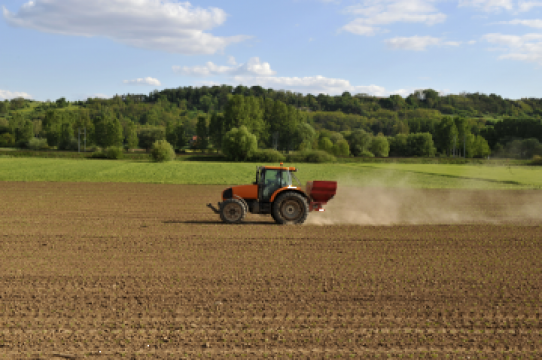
[1,85,542,160]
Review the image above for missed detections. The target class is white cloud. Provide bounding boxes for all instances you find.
[2,0,250,55]
[517,1,542,11]
[227,56,237,66]
[385,36,461,50]
[460,0,542,12]
[178,56,410,96]
[444,41,462,46]
[483,32,542,64]
[341,0,446,36]
[173,57,276,77]
[123,77,162,86]
[468,40,477,44]
[458,0,514,12]
[232,75,408,96]
[0,89,32,100]
[499,19,542,28]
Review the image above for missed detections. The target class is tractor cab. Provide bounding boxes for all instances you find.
[255,166,297,202]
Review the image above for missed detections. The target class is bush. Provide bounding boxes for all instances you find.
[90,152,107,159]
[26,137,49,150]
[0,133,14,147]
[86,145,102,153]
[249,149,285,163]
[333,139,350,157]
[532,155,542,165]
[222,126,258,161]
[287,150,336,163]
[104,146,124,160]
[360,150,375,157]
[369,136,389,157]
[150,140,176,162]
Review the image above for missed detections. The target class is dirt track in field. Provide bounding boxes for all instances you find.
[1,182,542,359]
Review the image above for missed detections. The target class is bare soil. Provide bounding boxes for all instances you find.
[0,182,541,359]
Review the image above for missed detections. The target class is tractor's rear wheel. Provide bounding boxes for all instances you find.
[272,192,309,225]
[220,199,246,224]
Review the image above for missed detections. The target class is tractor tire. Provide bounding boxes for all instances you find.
[272,192,309,225]
[220,199,246,224]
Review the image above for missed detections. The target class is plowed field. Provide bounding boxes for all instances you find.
[1,182,541,359]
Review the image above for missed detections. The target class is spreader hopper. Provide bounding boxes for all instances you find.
[306,181,337,212]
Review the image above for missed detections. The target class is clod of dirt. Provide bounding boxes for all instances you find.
[190,323,197,328]
[204,342,211,348]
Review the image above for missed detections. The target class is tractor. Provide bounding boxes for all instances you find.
[207,163,337,225]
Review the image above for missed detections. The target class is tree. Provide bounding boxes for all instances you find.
[369,135,390,157]
[318,137,334,154]
[208,112,224,152]
[473,135,491,158]
[166,121,179,148]
[406,133,436,157]
[43,110,62,148]
[282,105,300,151]
[174,123,186,149]
[519,138,542,159]
[222,126,258,161]
[328,131,345,144]
[295,123,316,150]
[199,95,213,112]
[262,98,275,146]
[348,129,373,157]
[55,97,68,108]
[0,118,8,133]
[196,116,208,150]
[453,116,470,157]
[59,122,75,150]
[435,116,458,155]
[94,112,123,148]
[126,129,139,150]
[333,139,350,157]
[138,128,166,151]
[223,95,265,143]
[269,100,288,150]
[389,134,409,157]
[10,97,25,110]
[392,121,409,135]
[0,101,8,114]
[245,96,266,143]
[15,120,34,147]
[223,95,248,131]
[0,133,14,147]
[73,110,95,146]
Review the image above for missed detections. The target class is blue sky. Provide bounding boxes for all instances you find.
[1,0,542,101]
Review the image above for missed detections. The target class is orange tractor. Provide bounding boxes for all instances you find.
[207,164,337,225]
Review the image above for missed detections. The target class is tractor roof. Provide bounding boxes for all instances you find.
[262,166,297,171]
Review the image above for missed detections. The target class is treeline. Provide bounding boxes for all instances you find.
[1,85,542,160]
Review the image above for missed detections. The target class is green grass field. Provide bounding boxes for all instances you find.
[0,158,540,189]
[359,163,542,188]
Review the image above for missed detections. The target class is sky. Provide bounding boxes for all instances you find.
[1,0,542,101]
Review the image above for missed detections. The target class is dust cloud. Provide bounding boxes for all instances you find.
[306,178,542,226]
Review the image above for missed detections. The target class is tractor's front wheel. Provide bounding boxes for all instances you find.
[272,192,309,225]
[220,199,246,224]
